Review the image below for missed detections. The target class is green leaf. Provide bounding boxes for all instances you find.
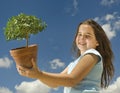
[4,13,47,46]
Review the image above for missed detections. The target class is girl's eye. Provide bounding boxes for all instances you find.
[77,33,82,37]
[85,35,90,38]
[77,34,91,38]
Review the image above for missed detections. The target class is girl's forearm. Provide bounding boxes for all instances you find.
[37,71,76,87]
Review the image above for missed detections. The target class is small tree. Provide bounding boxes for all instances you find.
[4,13,47,47]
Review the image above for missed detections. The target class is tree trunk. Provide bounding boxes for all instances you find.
[26,33,29,48]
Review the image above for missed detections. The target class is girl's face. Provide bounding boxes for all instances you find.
[76,24,99,54]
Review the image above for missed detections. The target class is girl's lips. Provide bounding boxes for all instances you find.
[78,42,86,46]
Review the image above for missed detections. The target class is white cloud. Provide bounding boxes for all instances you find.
[65,0,78,16]
[94,12,120,40]
[105,14,114,21]
[114,20,120,30]
[49,59,65,69]
[71,0,78,16]
[15,80,51,93]
[101,0,118,6]
[0,87,13,93]
[0,57,13,68]
[102,24,116,40]
[100,77,120,93]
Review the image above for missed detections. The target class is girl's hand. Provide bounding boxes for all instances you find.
[16,59,42,79]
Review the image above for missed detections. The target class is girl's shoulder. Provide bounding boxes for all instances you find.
[82,48,102,63]
[83,48,101,57]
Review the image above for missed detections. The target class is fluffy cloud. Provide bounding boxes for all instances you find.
[0,87,13,93]
[0,57,13,68]
[101,0,118,6]
[100,77,120,93]
[71,0,78,16]
[65,0,78,16]
[94,12,120,40]
[49,58,65,69]
[102,24,116,40]
[15,80,51,93]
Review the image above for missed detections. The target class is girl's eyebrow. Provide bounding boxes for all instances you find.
[78,32,94,36]
[86,33,94,36]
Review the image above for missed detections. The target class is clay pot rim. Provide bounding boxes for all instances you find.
[10,44,38,51]
[10,44,38,57]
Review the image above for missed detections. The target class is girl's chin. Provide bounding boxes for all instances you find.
[78,47,87,50]
[79,49,87,53]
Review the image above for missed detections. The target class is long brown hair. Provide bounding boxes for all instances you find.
[72,19,114,88]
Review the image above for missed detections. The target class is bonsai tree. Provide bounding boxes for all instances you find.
[3,13,47,68]
[4,13,47,47]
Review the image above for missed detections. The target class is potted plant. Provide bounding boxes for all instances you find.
[4,13,47,68]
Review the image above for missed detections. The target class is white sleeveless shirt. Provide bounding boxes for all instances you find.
[64,49,103,93]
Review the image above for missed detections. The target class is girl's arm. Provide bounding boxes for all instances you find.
[17,54,98,88]
[39,67,69,88]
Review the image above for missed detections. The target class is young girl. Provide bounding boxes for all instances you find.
[17,19,114,93]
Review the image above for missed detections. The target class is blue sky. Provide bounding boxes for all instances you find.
[0,0,120,93]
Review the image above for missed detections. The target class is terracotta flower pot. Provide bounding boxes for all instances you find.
[10,44,38,68]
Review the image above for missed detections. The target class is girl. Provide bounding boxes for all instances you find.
[17,19,114,93]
